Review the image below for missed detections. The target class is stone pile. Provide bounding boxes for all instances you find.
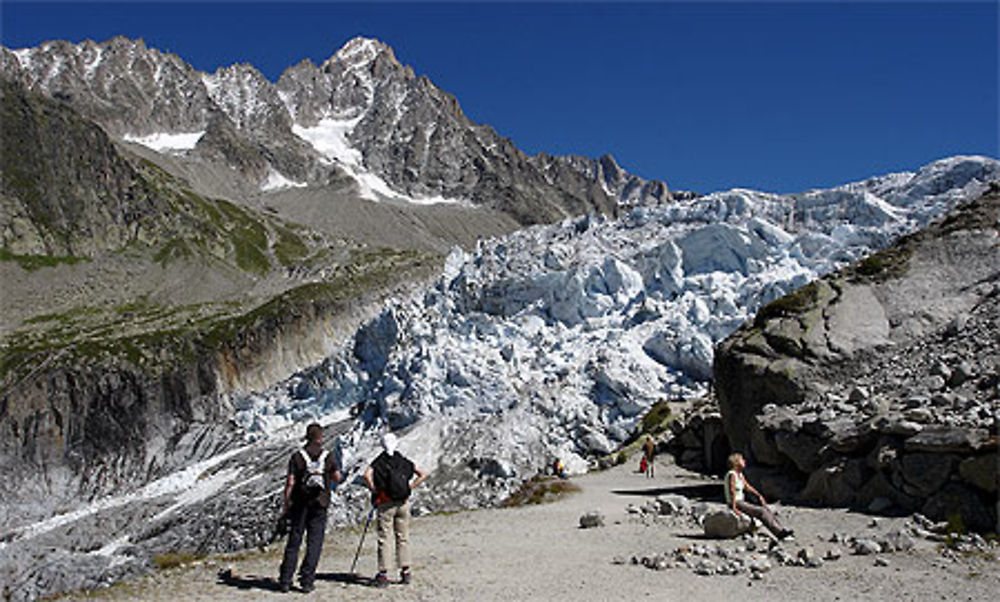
[615,512,1000,580]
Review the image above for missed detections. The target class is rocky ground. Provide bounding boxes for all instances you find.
[52,456,999,602]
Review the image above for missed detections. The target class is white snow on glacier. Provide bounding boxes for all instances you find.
[231,155,999,501]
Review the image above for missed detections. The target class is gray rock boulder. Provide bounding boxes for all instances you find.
[579,511,605,529]
[703,510,753,539]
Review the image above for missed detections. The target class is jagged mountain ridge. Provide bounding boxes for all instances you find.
[1,36,672,224]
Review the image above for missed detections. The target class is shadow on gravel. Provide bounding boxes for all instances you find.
[316,571,375,586]
[611,484,724,502]
[216,569,285,592]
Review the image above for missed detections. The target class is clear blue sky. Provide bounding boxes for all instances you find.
[3,1,998,194]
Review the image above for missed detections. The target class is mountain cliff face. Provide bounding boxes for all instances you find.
[714,184,1000,529]
[2,36,672,223]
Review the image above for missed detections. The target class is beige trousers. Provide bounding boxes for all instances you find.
[376,500,411,572]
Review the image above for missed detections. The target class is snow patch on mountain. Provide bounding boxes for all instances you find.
[292,116,364,166]
[291,114,464,205]
[123,131,204,153]
[261,167,307,191]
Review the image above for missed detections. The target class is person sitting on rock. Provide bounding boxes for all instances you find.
[725,452,793,540]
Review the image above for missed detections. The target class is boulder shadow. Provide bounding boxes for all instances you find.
[611,483,724,502]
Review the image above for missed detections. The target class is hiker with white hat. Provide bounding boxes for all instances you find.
[363,432,427,587]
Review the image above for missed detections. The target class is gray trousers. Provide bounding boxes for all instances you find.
[376,500,411,572]
[279,503,328,587]
[736,500,783,536]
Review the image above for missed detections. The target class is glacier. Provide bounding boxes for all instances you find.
[227,155,1000,504]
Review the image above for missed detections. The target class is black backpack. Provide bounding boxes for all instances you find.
[373,452,412,502]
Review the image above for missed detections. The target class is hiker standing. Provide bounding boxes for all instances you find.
[363,433,428,587]
[643,436,656,478]
[725,452,793,540]
[278,423,342,593]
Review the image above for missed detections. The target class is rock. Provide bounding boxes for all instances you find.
[930,362,952,380]
[949,362,976,387]
[943,314,969,338]
[800,458,868,506]
[824,548,842,561]
[868,497,893,513]
[853,539,881,555]
[874,557,890,567]
[774,430,830,473]
[656,493,692,515]
[923,375,947,392]
[903,408,934,424]
[797,547,822,568]
[922,483,995,532]
[898,452,957,497]
[883,529,916,552]
[873,414,924,436]
[579,511,605,529]
[747,557,772,573]
[849,386,870,403]
[625,504,642,515]
[703,510,754,539]
[958,454,997,493]
[904,427,989,453]
[611,555,627,565]
[690,502,712,522]
[693,559,717,576]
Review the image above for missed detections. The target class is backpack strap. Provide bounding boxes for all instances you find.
[299,449,329,467]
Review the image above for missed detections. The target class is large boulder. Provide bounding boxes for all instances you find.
[710,187,1000,530]
[703,510,753,539]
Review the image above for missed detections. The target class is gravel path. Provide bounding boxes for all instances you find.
[65,457,999,601]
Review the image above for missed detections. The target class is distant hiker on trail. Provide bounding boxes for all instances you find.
[725,452,793,540]
[643,436,656,478]
[278,422,342,593]
[363,433,428,587]
[554,458,566,479]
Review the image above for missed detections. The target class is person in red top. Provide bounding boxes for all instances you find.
[363,433,427,587]
[278,423,341,593]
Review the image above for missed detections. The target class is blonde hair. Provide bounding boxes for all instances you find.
[728,452,744,470]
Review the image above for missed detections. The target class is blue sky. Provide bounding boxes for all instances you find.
[3,2,997,194]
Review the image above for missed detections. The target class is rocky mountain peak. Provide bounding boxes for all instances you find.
[323,36,397,74]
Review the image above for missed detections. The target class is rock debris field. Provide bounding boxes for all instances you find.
[60,457,999,601]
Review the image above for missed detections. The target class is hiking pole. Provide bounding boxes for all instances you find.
[350,505,376,575]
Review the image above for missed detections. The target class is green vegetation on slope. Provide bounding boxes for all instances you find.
[0,247,439,389]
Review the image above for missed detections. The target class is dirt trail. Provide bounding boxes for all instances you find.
[65,457,998,601]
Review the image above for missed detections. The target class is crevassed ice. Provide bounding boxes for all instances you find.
[123,131,205,152]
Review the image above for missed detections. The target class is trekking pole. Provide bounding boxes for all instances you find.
[350,505,376,575]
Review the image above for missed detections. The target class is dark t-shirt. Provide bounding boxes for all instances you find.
[287,442,339,507]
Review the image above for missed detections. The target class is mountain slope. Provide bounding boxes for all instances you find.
[2,36,673,225]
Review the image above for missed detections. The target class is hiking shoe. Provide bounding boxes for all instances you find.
[400,568,411,585]
[278,582,291,593]
[299,582,315,593]
[374,572,390,588]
